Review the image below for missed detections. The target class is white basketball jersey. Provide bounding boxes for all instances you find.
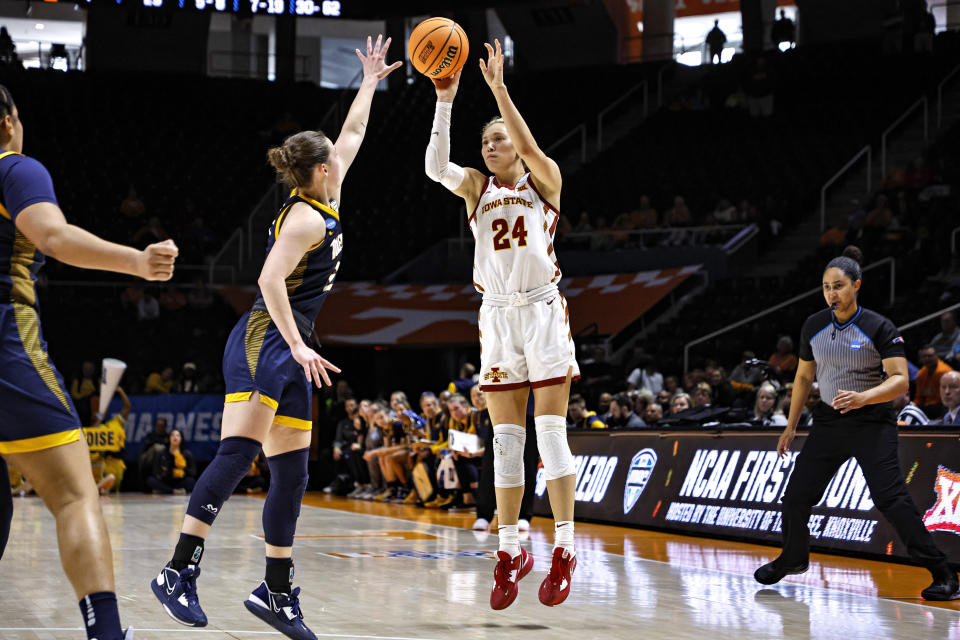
[468,173,561,295]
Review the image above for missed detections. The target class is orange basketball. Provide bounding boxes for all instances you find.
[408,17,469,80]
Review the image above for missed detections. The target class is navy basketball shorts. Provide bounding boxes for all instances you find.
[222,309,312,430]
[0,303,82,454]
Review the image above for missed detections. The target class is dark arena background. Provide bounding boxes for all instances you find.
[1,0,960,638]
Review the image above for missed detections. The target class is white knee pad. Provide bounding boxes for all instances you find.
[492,424,526,488]
[535,415,575,480]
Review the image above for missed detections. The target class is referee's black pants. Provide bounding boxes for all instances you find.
[780,410,947,569]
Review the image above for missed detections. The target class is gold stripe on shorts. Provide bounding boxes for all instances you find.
[245,309,271,378]
[13,303,72,413]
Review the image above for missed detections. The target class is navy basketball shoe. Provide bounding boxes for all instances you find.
[243,581,317,640]
[150,563,208,627]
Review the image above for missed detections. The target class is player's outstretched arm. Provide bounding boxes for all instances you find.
[334,34,403,181]
[15,201,177,281]
[425,70,486,206]
[480,39,561,196]
[257,204,341,388]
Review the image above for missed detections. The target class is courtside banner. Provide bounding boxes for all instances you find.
[533,431,960,563]
[104,394,223,462]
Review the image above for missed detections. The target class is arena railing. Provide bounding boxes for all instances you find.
[209,227,243,285]
[897,300,960,334]
[881,96,928,180]
[937,62,960,129]
[559,222,750,246]
[820,144,872,233]
[596,81,647,152]
[682,257,895,374]
[545,123,587,164]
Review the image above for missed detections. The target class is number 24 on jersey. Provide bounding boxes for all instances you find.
[492,216,528,251]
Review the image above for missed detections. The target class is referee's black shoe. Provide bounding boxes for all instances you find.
[921,565,960,601]
[753,558,809,585]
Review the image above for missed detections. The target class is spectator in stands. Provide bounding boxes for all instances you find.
[662,196,692,246]
[608,393,645,429]
[138,418,169,489]
[655,388,672,409]
[768,336,798,379]
[590,215,614,251]
[730,351,765,394]
[693,382,713,407]
[894,388,930,427]
[470,384,485,410]
[447,394,484,510]
[132,216,170,249]
[937,371,960,425]
[663,375,680,397]
[671,393,692,414]
[644,402,663,426]
[158,284,186,313]
[706,20,727,64]
[573,211,592,233]
[597,391,613,422]
[713,198,737,224]
[747,57,775,118]
[85,387,131,495]
[327,397,360,493]
[178,362,201,393]
[930,312,960,360]
[683,369,705,394]
[567,394,606,429]
[147,429,196,495]
[627,355,663,394]
[707,366,736,407]
[236,453,269,494]
[0,27,18,66]
[753,383,786,426]
[798,382,821,427]
[145,366,175,394]
[186,276,214,309]
[632,195,658,230]
[916,344,954,412]
[631,389,654,419]
[772,9,795,48]
[448,363,477,396]
[820,216,849,248]
[137,288,160,322]
[582,347,617,396]
[69,360,97,427]
[119,185,146,220]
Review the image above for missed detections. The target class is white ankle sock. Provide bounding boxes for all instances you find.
[498,524,520,558]
[555,520,575,557]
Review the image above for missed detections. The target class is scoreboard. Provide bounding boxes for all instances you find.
[90,0,343,17]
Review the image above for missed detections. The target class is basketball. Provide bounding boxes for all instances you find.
[408,17,469,80]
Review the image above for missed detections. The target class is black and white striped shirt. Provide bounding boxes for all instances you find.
[799,306,905,412]
[897,403,929,426]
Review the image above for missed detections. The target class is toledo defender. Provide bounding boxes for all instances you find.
[151,35,401,640]
[0,84,178,640]
[424,39,579,610]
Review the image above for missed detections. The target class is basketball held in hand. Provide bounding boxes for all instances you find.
[408,17,469,79]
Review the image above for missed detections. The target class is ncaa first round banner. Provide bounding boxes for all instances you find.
[533,431,960,564]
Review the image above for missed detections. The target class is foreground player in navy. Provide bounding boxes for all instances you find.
[755,256,958,601]
[151,35,401,640]
[0,85,178,640]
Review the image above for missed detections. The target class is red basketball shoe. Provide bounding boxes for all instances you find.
[489,548,534,610]
[538,547,576,606]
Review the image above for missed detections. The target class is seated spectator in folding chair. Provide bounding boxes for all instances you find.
[443,394,486,511]
[365,402,416,502]
[357,401,385,499]
[84,387,131,495]
[566,394,606,429]
[326,397,360,494]
[146,429,197,494]
[411,392,447,506]
[236,453,269,494]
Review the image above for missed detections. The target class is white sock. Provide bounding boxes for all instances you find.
[555,521,575,557]
[498,524,520,558]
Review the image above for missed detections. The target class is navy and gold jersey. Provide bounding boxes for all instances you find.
[253,189,343,326]
[0,150,58,308]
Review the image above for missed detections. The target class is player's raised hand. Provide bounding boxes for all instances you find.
[291,342,341,389]
[433,69,462,102]
[357,34,403,81]
[479,39,505,90]
[138,239,178,281]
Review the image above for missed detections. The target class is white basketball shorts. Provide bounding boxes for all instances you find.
[478,293,580,392]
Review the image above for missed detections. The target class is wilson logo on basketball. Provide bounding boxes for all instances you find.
[484,367,508,382]
[430,45,459,76]
[418,41,435,64]
[923,466,960,536]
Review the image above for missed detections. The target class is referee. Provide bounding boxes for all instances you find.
[754,256,958,601]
